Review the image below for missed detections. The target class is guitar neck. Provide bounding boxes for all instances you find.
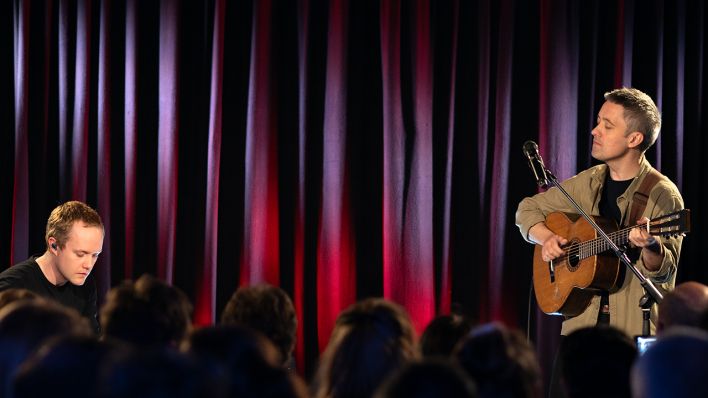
[569,209,688,261]
[581,226,634,259]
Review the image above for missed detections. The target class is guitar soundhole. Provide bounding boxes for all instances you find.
[565,241,581,272]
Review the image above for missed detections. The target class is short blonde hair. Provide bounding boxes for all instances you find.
[45,201,103,249]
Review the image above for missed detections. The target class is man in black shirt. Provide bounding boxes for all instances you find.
[0,201,103,332]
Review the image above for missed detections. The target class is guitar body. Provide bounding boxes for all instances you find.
[533,212,622,316]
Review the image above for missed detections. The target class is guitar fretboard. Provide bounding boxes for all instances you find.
[576,227,633,259]
[559,210,686,263]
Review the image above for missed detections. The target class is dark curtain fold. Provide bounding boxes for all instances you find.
[11,0,30,265]
[381,0,436,335]
[96,0,112,298]
[3,0,708,381]
[156,0,178,283]
[316,0,356,353]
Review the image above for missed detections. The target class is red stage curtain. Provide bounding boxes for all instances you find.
[2,0,706,380]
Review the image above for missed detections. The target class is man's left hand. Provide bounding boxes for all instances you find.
[629,217,664,271]
[628,217,659,249]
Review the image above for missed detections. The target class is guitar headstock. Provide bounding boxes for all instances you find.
[649,209,691,238]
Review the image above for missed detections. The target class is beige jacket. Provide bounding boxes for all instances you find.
[516,156,684,336]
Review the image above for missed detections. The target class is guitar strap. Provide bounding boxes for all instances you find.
[597,169,662,324]
[626,168,662,227]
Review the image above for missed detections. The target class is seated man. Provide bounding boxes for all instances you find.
[0,201,104,332]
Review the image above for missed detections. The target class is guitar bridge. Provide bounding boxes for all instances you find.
[548,259,555,283]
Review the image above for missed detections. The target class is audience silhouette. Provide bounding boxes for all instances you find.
[560,326,636,398]
[221,284,297,368]
[632,327,708,398]
[100,274,192,348]
[0,299,91,397]
[656,281,708,334]
[2,269,707,398]
[419,314,473,358]
[375,359,477,398]
[12,335,124,398]
[456,322,542,398]
[312,298,418,398]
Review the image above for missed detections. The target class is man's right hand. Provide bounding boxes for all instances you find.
[540,234,568,262]
[528,223,568,262]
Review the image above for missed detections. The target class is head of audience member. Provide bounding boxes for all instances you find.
[134,274,193,343]
[374,359,477,398]
[184,325,306,398]
[0,300,92,397]
[561,326,636,398]
[100,281,161,346]
[420,314,473,358]
[455,322,541,398]
[98,347,228,398]
[0,288,38,311]
[221,284,297,366]
[44,200,104,287]
[313,298,418,398]
[632,327,708,398]
[100,274,193,348]
[11,335,124,398]
[657,281,708,335]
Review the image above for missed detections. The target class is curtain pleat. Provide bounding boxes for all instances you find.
[381,0,435,333]
[486,0,514,322]
[57,0,70,199]
[294,0,310,373]
[123,0,137,279]
[157,0,179,283]
[70,0,90,201]
[197,0,225,326]
[97,0,112,298]
[439,0,459,315]
[316,0,355,351]
[11,0,30,265]
[671,0,685,186]
[241,0,280,286]
[476,0,490,217]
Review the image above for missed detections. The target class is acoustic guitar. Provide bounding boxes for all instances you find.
[533,209,691,316]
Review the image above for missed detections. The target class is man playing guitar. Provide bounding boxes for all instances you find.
[516,87,684,398]
[516,87,684,338]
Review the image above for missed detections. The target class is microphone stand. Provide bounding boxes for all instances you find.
[535,164,663,336]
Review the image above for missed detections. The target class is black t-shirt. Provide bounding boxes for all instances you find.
[0,256,99,333]
[599,174,633,226]
[597,172,633,325]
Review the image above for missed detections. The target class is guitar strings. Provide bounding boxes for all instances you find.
[558,221,666,260]
[548,212,684,264]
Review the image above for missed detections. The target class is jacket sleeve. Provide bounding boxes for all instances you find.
[516,173,586,243]
[637,184,685,283]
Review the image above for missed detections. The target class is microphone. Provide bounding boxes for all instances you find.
[523,140,549,187]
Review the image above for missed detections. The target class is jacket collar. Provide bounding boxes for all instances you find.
[589,154,652,186]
